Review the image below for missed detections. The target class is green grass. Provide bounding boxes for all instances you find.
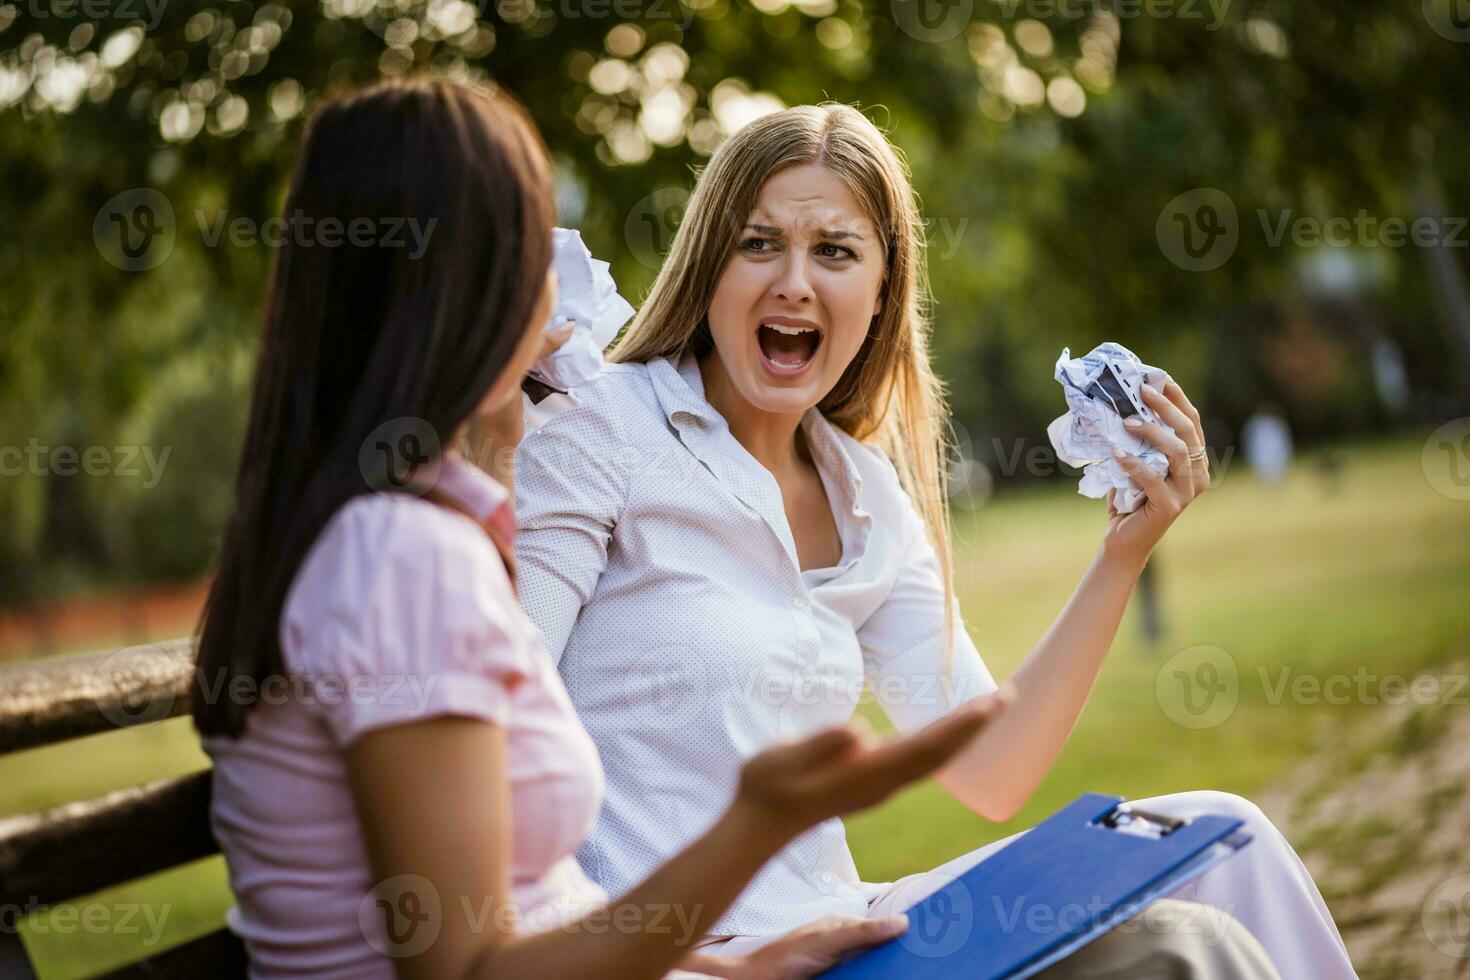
[847,434,1470,879]
[3,433,1468,976]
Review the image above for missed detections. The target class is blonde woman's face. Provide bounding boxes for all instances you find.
[705,163,885,416]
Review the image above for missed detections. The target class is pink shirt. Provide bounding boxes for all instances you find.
[203,455,607,978]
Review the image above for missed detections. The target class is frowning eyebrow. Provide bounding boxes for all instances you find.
[744,222,867,241]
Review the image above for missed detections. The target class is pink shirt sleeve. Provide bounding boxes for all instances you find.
[280,494,535,747]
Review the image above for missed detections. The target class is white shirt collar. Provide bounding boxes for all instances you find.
[647,352,871,570]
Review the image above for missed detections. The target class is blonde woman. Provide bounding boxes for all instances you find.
[198,79,1019,980]
[513,104,1353,977]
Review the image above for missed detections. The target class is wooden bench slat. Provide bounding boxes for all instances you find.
[101,926,247,979]
[0,771,218,908]
[0,640,245,974]
[0,639,196,754]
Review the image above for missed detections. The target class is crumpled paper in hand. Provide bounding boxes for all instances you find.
[1045,342,1171,514]
[528,227,635,393]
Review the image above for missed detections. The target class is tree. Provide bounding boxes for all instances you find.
[1,0,1466,599]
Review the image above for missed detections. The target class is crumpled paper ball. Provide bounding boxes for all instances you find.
[1045,342,1173,514]
[528,227,636,393]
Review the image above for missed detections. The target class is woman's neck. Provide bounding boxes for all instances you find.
[697,351,806,474]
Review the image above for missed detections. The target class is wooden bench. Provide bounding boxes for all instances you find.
[0,639,247,978]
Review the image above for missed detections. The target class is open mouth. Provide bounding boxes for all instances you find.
[756,321,823,375]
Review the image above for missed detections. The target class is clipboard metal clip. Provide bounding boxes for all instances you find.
[1098,804,1186,840]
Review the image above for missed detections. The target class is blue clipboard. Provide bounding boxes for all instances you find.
[820,793,1252,979]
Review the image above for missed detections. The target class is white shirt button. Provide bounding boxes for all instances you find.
[792,594,811,611]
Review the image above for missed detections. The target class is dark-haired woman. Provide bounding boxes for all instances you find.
[194,77,1279,979]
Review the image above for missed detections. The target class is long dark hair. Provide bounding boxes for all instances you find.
[194,78,555,736]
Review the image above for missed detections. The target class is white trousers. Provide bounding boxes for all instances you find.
[873,791,1356,979]
[703,791,1356,979]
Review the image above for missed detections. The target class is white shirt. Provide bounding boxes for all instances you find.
[514,353,998,936]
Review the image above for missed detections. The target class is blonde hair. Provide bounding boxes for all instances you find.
[611,103,958,663]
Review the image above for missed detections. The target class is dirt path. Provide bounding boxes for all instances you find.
[1259,661,1470,979]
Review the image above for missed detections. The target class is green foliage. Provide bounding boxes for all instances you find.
[1,0,1468,597]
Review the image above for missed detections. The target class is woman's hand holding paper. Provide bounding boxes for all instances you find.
[1102,379,1211,570]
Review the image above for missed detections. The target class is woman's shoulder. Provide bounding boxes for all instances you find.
[568,361,665,417]
[309,491,501,580]
[282,493,516,666]
[278,492,540,743]
[520,360,670,452]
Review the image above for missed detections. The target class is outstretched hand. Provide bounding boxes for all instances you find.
[732,689,1013,841]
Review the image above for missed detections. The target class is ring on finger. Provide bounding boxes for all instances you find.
[1187,447,1207,461]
